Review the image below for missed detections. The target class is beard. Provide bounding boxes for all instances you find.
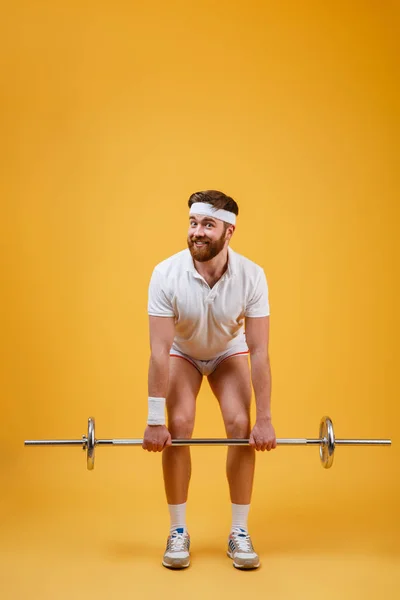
[187,230,227,262]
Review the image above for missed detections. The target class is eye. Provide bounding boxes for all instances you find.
[206,223,214,228]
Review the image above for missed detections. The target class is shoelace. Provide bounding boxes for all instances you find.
[231,530,253,552]
[168,531,188,552]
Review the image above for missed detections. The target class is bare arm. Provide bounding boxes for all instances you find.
[142,316,175,452]
[245,316,272,421]
[148,315,176,398]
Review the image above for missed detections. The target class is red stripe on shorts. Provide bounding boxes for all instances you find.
[218,351,249,364]
[170,354,203,375]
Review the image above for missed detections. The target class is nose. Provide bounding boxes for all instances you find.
[192,223,206,237]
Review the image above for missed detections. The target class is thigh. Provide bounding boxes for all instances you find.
[207,355,252,426]
[166,356,203,430]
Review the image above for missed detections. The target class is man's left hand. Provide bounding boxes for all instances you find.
[249,419,277,451]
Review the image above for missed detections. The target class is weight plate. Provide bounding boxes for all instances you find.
[319,416,335,469]
[87,417,95,470]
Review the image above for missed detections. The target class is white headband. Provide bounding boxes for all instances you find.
[189,202,236,225]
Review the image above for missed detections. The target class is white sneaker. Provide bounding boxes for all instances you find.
[227,527,260,569]
[162,528,191,569]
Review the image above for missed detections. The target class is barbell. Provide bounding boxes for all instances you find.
[24,416,391,470]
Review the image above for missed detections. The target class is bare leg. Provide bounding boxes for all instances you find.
[208,355,255,505]
[162,357,203,504]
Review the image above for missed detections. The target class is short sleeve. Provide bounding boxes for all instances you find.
[244,269,270,317]
[147,269,175,317]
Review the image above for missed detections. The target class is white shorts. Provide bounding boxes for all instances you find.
[169,344,249,377]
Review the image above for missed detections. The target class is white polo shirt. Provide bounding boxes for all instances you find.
[147,246,270,361]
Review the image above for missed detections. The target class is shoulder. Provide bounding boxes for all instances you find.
[230,247,266,280]
[152,249,190,278]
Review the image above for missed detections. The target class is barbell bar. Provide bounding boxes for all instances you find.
[24,416,391,471]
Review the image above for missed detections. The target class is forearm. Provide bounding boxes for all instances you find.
[148,351,170,398]
[249,351,272,420]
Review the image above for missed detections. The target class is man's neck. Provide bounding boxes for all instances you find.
[193,247,229,287]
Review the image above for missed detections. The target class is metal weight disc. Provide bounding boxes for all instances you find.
[87,417,95,470]
[319,416,335,468]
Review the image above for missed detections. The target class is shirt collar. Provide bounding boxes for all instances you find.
[185,246,237,277]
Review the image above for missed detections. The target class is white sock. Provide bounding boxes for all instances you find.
[231,503,250,532]
[168,502,187,533]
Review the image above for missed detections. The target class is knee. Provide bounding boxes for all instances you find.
[168,414,195,439]
[225,413,251,439]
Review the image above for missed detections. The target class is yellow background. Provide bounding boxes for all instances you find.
[1,1,399,598]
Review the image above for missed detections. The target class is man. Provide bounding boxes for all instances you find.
[142,190,276,570]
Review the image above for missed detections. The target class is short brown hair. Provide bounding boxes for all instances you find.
[188,190,239,216]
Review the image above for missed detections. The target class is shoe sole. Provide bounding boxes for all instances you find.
[162,560,190,569]
[227,550,260,570]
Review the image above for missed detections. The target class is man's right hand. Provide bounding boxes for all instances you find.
[142,424,172,452]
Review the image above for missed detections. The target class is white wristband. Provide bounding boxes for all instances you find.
[147,397,166,426]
